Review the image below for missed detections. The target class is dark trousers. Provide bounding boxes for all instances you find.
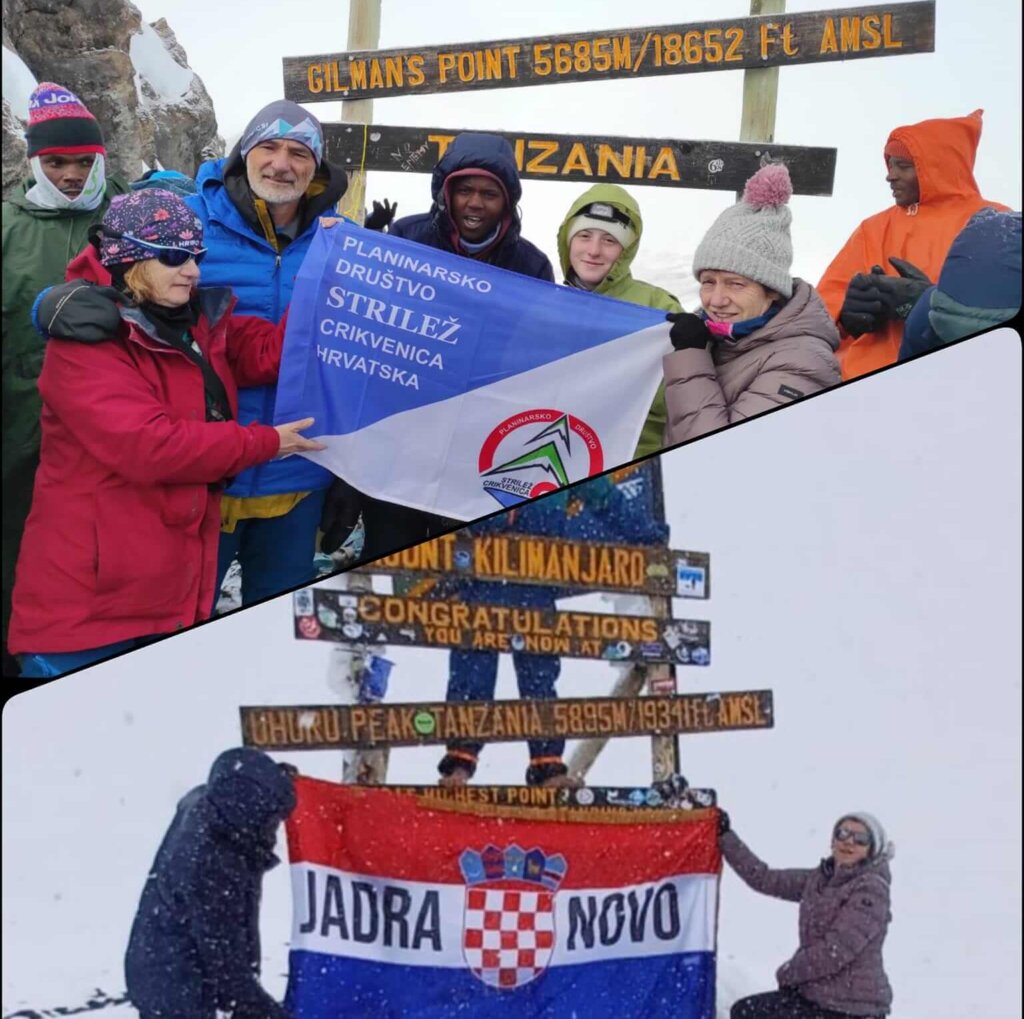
[445,649,563,762]
[356,494,452,563]
[215,490,326,609]
[732,989,883,1019]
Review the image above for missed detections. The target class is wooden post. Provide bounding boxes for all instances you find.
[737,0,786,197]
[319,571,390,784]
[337,0,381,222]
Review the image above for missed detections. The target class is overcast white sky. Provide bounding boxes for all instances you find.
[129,0,1022,301]
[4,330,1021,1017]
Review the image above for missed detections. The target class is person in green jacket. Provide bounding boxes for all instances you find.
[1,82,126,675]
[556,183,682,458]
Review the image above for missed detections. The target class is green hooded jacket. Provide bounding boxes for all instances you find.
[1,175,127,652]
[557,183,681,459]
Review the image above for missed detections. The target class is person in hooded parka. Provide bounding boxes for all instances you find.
[124,748,297,1018]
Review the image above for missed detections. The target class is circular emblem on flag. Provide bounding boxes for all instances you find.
[478,409,604,510]
[297,616,321,639]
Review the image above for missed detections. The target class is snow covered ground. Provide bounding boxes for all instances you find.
[3,331,1021,1018]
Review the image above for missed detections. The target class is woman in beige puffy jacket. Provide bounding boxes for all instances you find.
[663,164,841,445]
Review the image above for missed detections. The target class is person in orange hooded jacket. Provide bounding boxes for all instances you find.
[817,110,1009,380]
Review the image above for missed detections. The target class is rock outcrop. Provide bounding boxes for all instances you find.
[2,0,222,198]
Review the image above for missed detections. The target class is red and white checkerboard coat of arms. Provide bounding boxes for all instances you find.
[459,844,567,990]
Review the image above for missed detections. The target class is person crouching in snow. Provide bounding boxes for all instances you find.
[125,748,297,1018]
[557,183,683,458]
[720,808,894,1019]
[8,189,324,678]
[662,164,841,446]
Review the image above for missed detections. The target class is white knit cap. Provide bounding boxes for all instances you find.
[836,812,889,859]
[692,162,794,298]
[567,202,637,249]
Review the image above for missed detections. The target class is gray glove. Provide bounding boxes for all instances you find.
[35,281,125,343]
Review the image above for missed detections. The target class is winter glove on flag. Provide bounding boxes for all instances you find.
[871,257,933,319]
[716,808,731,835]
[364,199,398,232]
[34,281,125,342]
[652,772,690,803]
[666,312,713,350]
[839,269,888,337]
[319,478,363,555]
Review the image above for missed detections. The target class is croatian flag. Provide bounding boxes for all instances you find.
[284,779,719,1018]
[272,222,670,520]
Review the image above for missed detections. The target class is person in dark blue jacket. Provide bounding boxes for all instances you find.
[322,133,556,565]
[899,208,1021,360]
[125,747,296,1018]
[187,101,347,608]
[438,475,669,788]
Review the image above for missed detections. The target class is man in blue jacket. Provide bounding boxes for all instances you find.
[187,101,348,607]
[438,475,669,788]
[125,748,297,1018]
[323,133,556,564]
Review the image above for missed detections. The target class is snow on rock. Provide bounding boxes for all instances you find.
[1,44,35,197]
[2,0,222,185]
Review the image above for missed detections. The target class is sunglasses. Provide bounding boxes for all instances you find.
[98,225,206,267]
[833,826,872,847]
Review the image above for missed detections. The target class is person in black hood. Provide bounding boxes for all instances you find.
[320,133,555,564]
[125,748,298,1018]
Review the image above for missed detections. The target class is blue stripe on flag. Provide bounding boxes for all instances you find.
[273,223,665,432]
[285,948,715,1019]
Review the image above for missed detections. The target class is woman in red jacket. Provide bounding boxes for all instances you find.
[9,189,323,677]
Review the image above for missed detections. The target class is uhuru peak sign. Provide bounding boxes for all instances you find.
[294,587,710,666]
[323,124,837,196]
[356,531,711,599]
[285,3,935,102]
[240,690,773,750]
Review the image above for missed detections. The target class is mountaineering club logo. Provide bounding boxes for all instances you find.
[478,409,605,508]
[459,843,567,989]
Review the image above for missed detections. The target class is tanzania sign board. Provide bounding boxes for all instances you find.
[294,588,710,665]
[240,690,773,749]
[285,3,935,102]
[355,531,711,599]
[324,124,837,196]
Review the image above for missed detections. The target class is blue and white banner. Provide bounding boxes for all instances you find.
[273,222,670,520]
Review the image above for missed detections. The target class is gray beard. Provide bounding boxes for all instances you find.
[249,177,305,205]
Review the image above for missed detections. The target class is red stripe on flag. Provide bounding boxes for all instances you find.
[285,777,720,887]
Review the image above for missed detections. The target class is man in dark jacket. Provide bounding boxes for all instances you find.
[186,101,347,610]
[322,133,556,563]
[125,748,297,1018]
[900,208,1021,359]
[1,82,125,676]
[437,475,669,788]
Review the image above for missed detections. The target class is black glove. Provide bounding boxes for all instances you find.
[666,312,712,351]
[35,281,125,342]
[364,199,397,232]
[871,257,932,320]
[319,478,363,554]
[717,808,731,836]
[838,270,887,338]
[652,772,689,802]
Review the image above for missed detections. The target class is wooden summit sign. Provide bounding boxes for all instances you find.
[323,124,837,196]
[284,2,935,103]
[294,588,711,666]
[356,531,711,599]
[240,690,773,749]
[384,784,717,810]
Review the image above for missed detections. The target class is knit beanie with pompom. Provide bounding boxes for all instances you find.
[692,162,794,298]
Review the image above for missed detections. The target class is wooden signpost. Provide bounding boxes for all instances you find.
[382,784,716,811]
[285,3,935,103]
[323,123,837,195]
[356,530,710,599]
[293,587,711,666]
[240,690,773,750]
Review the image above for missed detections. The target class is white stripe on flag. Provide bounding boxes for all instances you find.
[299,322,669,520]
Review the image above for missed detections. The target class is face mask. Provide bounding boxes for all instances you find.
[26,154,107,212]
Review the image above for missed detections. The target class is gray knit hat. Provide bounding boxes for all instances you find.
[692,162,794,298]
[836,811,890,860]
